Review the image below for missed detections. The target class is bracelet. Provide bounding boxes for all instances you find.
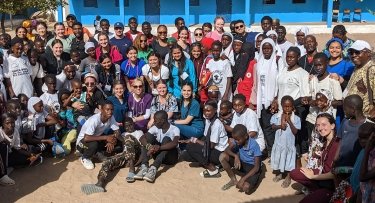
[191,137,198,143]
[145,143,152,150]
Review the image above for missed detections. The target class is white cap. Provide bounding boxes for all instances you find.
[349,40,372,51]
[84,42,95,53]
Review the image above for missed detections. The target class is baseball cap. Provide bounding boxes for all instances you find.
[66,14,76,20]
[114,22,124,28]
[349,40,372,51]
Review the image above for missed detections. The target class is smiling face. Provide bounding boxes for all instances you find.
[142,24,151,35]
[99,35,109,48]
[329,41,342,58]
[36,24,47,36]
[16,28,27,39]
[100,57,112,71]
[316,93,329,110]
[148,55,160,69]
[191,45,202,59]
[214,18,224,32]
[233,99,246,114]
[114,26,124,37]
[11,43,23,58]
[100,21,110,33]
[140,35,147,49]
[349,49,371,67]
[52,42,63,57]
[55,25,65,38]
[315,116,335,137]
[157,26,167,40]
[113,83,125,98]
[203,104,216,120]
[172,47,182,61]
[234,22,245,35]
[182,84,192,100]
[179,29,189,41]
[73,24,83,38]
[127,49,138,62]
[156,83,167,96]
[84,77,97,92]
[194,29,203,42]
[132,80,144,96]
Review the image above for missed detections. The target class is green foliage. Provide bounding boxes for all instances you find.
[0,0,67,15]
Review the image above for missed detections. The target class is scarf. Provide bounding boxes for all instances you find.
[0,127,21,150]
[256,38,279,117]
[294,26,309,56]
[221,32,234,66]
[266,30,283,58]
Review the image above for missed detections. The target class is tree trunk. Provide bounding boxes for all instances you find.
[1,13,5,34]
[10,14,13,30]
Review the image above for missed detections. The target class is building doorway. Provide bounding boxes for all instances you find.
[145,0,160,24]
[216,0,232,22]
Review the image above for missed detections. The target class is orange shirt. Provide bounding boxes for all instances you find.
[65,27,93,37]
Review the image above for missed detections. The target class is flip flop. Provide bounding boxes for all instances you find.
[126,172,135,183]
[200,169,221,178]
[272,174,283,182]
[81,184,105,195]
[221,181,235,191]
[281,178,291,188]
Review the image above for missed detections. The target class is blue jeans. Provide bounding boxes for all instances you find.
[175,124,204,139]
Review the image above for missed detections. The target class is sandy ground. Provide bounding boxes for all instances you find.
[0,154,304,203]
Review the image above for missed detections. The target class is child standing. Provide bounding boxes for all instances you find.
[271,95,301,188]
[219,124,262,194]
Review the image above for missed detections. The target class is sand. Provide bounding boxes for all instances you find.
[0,154,305,203]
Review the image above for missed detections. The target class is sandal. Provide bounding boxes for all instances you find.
[0,175,15,186]
[126,172,135,183]
[221,181,236,191]
[281,178,291,188]
[200,169,221,178]
[272,174,283,182]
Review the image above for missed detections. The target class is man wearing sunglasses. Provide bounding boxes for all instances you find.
[64,14,93,38]
[110,22,132,57]
[233,20,258,46]
[345,40,375,119]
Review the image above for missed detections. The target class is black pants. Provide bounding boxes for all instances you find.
[0,142,30,177]
[142,134,178,169]
[0,143,7,178]
[260,108,275,156]
[295,105,309,156]
[229,156,261,186]
[184,143,222,166]
[77,140,106,159]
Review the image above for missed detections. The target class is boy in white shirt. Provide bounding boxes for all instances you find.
[136,110,180,183]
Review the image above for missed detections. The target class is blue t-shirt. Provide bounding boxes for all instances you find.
[236,138,262,165]
[107,95,128,132]
[109,37,132,58]
[167,59,197,98]
[180,99,204,130]
[120,59,146,80]
[327,59,354,81]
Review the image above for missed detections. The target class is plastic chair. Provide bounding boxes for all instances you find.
[332,9,339,22]
[353,8,362,22]
[342,9,351,22]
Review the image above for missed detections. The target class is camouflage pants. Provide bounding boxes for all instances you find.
[97,135,141,183]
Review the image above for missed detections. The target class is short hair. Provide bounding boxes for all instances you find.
[211,40,223,49]
[235,19,244,25]
[281,95,294,106]
[332,24,347,36]
[220,100,233,109]
[44,74,56,83]
[313,52,329,62]
[233,94,246,102]
[202,22,212,30]
[232,124,248,138]
[276,25,286,33]
[1,112,16,126]
[174,17,185,26]
[287,46,301,58]
[128,17,137,23]
[58,88,71,105]
[123,117,134,124]
[142,21,151,26]
[101,100,113,107]
[72,22,82,27]
[344,94,363,111]
[154,110,168,120]
[204,99,218,110]
[359,122,375,138]
[6,99,20,110]
[261,16,273,23]
[100,19,110,25]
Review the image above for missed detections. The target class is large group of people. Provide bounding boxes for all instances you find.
[0,14,374,203]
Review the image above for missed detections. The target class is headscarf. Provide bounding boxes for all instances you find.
[254,33,264,60]
[326,37,344,49]
[256,38,279,117]
[295,26,309,56]
[28,97,42,114]
[221,32,234,66]
[266,30,283,58]
[201,37,215,51]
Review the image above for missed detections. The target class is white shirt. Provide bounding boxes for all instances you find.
[122,130,143,142]
[148,124,180,144]
[77,113,119,144]
[206,59,233,100]
[277,67,310,105]
[3,55,34,98]
[142,64,169,82]
[40,92,60,113]
[230,108,266,151]
[31,62,45,81]
[278,41,293,67]
[204,119,229,152]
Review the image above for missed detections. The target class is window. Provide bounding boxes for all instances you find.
[263,0,275,4]
[115,0,130,7]
[190,0,199,6]
[292,0,306,3]
[84,0,98,7]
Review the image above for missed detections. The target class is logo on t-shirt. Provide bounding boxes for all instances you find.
[212,70,223,85]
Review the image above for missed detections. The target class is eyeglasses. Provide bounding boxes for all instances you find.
[133,85,143,89]
[140,40,147,42]
[235,25,244,29]
[85,82,96,87]
[66,18,75,21]
[158,31,167,35]
[114,27,123,30]
[195,33,203,37]
[348,49,362,56]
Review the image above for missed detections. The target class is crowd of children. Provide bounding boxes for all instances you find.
[0,14,374,203]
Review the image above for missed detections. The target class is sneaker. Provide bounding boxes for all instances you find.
[133,165,148,180]
[81,158,94,170]
[0,175,15,186]
[143,166,157,183]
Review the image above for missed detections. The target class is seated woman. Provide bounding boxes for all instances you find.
[127,78,153,132]
[95,53,121,96]
[107,80,128,132]
[120,46,145,93]
[290,113,340,203]
[181,100,229,178]
[141,52,169,95]
[147,80,178,129]
[95,32,123,65]
[134,34,153,63]
[173,82,204,139]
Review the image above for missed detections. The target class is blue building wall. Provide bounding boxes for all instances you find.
[69,0,375,26]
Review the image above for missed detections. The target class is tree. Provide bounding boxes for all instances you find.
[0,0,67,33]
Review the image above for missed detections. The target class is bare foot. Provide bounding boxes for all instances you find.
[221,180,237,191]
[281,177,291,188]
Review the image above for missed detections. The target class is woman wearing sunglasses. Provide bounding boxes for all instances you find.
[127,78,153,132]
[81,73,105,115]
[151,25,170,61]
[193,28,204,43]
[134,34,153,63]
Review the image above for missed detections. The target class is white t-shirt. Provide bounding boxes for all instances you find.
[142,64,169,82]
[206,59,233,100]
[41,71,81,93]
[148,124,180,144]
[40,92,60,114]
[77,113,119,144]
[204,119,229,152]
[306,76,343,124]
[230,108,266,151]
[122,130,143,142]
[22,110,49,140]
[3,55,33,98]
[31,62,45,81]
[278,41,293,66]
[277,67,310,105]
[258,64,267,104]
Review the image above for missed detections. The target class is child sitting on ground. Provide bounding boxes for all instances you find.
[219,124,262,194]
[271,95,300,188]
[6,99,23,133]
[80,117,143,195]
[18,93,29,118]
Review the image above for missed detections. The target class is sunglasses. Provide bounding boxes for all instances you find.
[348,50,362,56]
[140,40,147,42]
[235,25,244,29]
[66,18,75,21]
[133,85,143,89]
[114,27,123,30]
[158,31,167,35]
[195,33,203,37]
[85,82,96,87]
